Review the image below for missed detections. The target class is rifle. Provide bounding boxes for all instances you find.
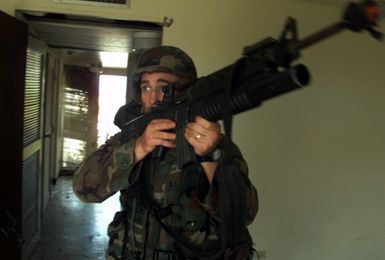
[121,0,383,169]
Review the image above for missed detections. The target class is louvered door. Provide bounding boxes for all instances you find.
[21,39,44,260]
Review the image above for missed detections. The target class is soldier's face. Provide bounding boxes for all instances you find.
[140,72,181,113]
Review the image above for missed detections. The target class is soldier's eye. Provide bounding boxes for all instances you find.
[141,85,152,92]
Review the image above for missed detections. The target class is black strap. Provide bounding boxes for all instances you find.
[218,59,249,247]
[150,204,223,258]
[131,157,224,259]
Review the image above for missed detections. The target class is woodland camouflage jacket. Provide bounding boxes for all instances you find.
[73,127,258,259]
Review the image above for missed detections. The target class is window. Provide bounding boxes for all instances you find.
[97,74,127,147]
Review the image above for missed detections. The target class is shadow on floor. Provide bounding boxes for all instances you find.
[30,176,121,260]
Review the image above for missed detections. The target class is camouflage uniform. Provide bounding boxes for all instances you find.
[72,46,259,259]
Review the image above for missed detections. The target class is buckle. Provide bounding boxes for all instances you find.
[153,249,175,260]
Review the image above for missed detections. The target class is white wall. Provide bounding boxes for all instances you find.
[0,1,15,15]
[9,0,385,259]
[251,3,385,260]
[163,1,385,259]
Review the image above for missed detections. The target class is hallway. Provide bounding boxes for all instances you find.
[30,176,121,260]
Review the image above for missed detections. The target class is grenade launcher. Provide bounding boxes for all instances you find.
[121,0,383,168]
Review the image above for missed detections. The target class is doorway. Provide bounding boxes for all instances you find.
[17,10,162,259]
[97,74,127,147]
[19,11,162,174]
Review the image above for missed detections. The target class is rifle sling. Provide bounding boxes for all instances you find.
[219,59,249,246]
[130,157,225,259]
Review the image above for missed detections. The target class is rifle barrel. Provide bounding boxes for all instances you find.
[196,64,310,121]
[299,21,348,50]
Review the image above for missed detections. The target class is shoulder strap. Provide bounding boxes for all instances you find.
[144,191,225,259]
[130,157,225,259]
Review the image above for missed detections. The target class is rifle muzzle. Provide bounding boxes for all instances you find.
[200,64,310,121]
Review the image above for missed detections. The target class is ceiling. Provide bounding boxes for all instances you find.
[29,20,136,52]
[30,20,135,68]
[21,1,357,68]
[23,11,162,68]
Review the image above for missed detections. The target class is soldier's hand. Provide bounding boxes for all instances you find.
[135,119,176,161]
[185,116,221,156]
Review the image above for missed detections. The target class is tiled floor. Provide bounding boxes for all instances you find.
[29,176,121,260]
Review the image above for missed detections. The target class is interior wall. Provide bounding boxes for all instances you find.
[0,2,15,16]
[6,0,385,259]
[163,0,385,259]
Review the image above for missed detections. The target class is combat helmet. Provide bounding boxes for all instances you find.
[131,45,197,103]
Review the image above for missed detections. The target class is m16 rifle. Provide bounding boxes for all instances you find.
[117,1,384,252]
[121,0,383,169]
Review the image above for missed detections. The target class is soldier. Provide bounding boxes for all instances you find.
[73,46,258,259]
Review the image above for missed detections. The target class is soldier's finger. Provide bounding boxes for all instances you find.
[158,139,176,148]
[194,116,220,131]
[186,121,206,136]
[151,119,176,131]
[155,131,176,141]
[184,127,201,141]
[185,131,199,146]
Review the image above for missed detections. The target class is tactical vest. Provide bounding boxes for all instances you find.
[106,148,221,259]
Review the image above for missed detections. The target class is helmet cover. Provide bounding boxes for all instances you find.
[131,46,197,103]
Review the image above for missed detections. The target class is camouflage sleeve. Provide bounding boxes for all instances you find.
[72,132,139,203]
[198,140,259,225]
